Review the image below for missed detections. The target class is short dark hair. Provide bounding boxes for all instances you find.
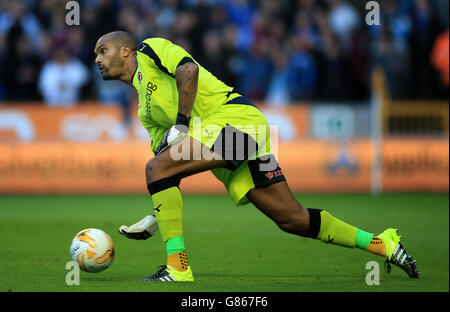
[103,31,137,52]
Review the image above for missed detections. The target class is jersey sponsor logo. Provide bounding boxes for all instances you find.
[144,81,158,117]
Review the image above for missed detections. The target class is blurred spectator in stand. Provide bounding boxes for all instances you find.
[38,39,89,106]
[431,0,449,30]
[221,24,243,89]
[33,0,55,32]
[291,10,320,51]
[239,12,273,101]
[410,0,441,98]
[326,0,369,100]
[315,30,347,100]
[265,18,291,105]
[294,0,322,16]
[37,32,54,64]
[94,0,120,38]
[372,26,411,99]
[430,28,449,88]
[287,11,317,100]
[327,0,360,53]
[184,1,213,57]
[265,47,291,106]
[171,10,198,54]
[288,40,316,100]
[198,29,229,84]
[155,0,179,36]
[226,0,255,25]
[66,27,91,65]
[313,9,343,100]
[240,37,273,100]
[118,4,146,42]
[0,34,5,99]
[382,0,412,42]
[2,35,42,100]
[225,0,256,52]
[0,0,42,50]
[207,3,228,32]
[0,0,43,100]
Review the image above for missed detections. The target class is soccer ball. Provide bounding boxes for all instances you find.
[70,228,115,273]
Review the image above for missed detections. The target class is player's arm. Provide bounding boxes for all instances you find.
[138,38,199,155]
[154,61,198,155]
[175,60,199,122]
[154,50,199,156]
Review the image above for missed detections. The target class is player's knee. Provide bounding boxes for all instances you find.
[276,213,309,236]
[276,219,298,235]
[145,157,179,183]
[145,158,165,183]
[145,159,153,181]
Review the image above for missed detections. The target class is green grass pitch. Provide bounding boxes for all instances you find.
[0,193,448,292]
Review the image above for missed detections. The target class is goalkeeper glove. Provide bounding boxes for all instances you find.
[118,214,159,240]
[154,113,190,155]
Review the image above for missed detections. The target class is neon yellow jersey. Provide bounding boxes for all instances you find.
[132,37,239,152]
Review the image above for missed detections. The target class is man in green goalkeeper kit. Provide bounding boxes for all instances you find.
[94,31,419,282]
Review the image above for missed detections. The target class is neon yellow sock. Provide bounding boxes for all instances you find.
[317,211,357,248]
[151,186,183,242]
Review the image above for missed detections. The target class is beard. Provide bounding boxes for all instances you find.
[101,54,124,80]
[101,70,115,80]
[101,68,112,80]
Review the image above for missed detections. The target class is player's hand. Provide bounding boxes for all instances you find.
[155,124,188,155]
[155,113,190,155]
[118,214,159,240]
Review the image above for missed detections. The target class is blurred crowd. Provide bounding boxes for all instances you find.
[0,0,448,109]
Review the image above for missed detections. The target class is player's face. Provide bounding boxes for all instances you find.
[94,40,124,80]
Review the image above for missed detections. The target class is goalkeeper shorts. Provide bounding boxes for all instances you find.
[188,100,285,206]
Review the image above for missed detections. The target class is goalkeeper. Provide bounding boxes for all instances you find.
[94,31,419,282]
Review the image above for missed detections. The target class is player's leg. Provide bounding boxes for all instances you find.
[141,135,227,282]
[247,181,374,248]
[246,180,419,278]
[202,102,419,278]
